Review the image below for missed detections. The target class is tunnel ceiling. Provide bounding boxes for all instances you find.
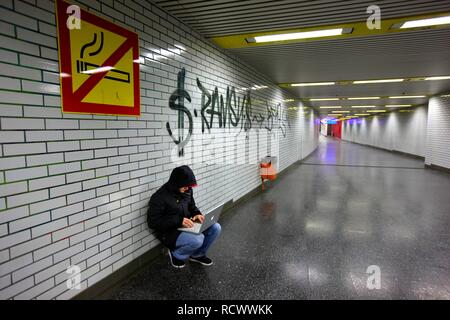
[153,0,450,115]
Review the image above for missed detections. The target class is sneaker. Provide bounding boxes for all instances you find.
[168,251,185,269]
[189,256,213,266]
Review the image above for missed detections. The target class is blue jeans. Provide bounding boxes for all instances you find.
[172,223,221,261]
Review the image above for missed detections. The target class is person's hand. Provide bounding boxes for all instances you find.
[192,214,205,223]
[182,217,194,228]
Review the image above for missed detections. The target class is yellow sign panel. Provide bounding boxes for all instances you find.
[70,20,135,106]
[56,0,140,116]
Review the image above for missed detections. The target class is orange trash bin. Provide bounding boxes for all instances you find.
[260,156,277,191]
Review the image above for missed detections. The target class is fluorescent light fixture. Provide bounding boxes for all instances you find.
[328,114,341,116]
[367,110,387,112]
[309,98,340,101]
[252,28,346,43]
[389,95,426,99]
[386,104,412,107]
[81,66,115,75]
[332,110,349,113]
[424,76,450,81]
[319,106,342,109]
[283,99,295,102]
[400,16,450,29]
[440,94,450,97]
[351,105,376,108]
[347,97,381,100]
[354,79,404,84]
[291,82,335,87]
[355,114,370,116]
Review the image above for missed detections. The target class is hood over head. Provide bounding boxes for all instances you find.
[168,165,197,189]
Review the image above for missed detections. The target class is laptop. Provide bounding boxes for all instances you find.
[177,203,224,234]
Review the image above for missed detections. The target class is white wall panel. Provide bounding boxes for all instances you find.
[425,97,450,169]
[342,106,428,157]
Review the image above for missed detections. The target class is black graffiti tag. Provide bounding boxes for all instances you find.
[167,68,292,156]
[166,68,193,155]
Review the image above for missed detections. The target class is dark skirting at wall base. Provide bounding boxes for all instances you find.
[73,240,163,300]
[391,150,425,161]
[300,148,320,163]
[425,164,450,174]
[342,139,425,161]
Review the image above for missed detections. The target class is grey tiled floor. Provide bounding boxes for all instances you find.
[109,137,450,300]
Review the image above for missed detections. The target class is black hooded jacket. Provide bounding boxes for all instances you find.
[147,166,201,249]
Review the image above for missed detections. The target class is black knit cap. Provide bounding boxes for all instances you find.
[168,165,198,188]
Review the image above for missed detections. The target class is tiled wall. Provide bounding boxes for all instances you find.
[0,0,319,299]
[342,106,428,157]
[425,97,450,169]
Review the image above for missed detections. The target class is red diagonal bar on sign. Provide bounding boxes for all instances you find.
[73,37,134,102]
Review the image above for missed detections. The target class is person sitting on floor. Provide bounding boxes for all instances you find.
[147,165,221,269]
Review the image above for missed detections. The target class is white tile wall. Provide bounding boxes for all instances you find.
[342,106,428,157]
[0,0,319,299]
[425,97,450,169]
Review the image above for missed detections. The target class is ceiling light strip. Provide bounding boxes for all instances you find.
[251,28,346,43]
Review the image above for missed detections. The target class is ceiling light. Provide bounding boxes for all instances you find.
[389,95,426,99]
[386,105,412,107]
[424,76,450,81]
[332,110,349,113]
[283,99,295,102]
[399,16,450,29]
[251,28,347,43]
[351,105,376,108]
[354,79,404,84]
[292,82,335,87]
[319,106,342,109]
[283,75,448,87]
[355,114,370,116]
[347,97,381,100]
[309,98,340,101]
[367,110,387,112]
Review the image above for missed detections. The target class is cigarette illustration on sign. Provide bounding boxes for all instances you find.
[55,0,140,116]
[77,32,131,83]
